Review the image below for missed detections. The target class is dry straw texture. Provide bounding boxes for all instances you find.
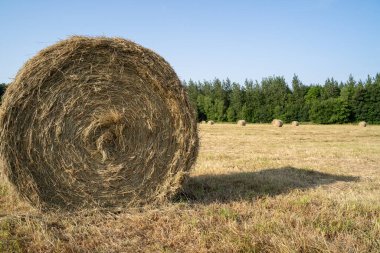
[272,119,283,127]
[359,121,367,127]
[0,36,199,211]
[237,120,246,126]
[207,120,215,125]
[292,121,300,126]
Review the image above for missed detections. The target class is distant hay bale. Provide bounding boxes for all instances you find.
[272,119,283,127]
[200,120,206,124]
[359,121,367,127]
[0,36,199,210]
[237,120,246,126]
[207,120,215,125]
[291,121,300,126]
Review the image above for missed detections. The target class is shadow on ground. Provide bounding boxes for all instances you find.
[173,166,359,203]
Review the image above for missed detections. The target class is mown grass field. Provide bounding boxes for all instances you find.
[1,124,380,252]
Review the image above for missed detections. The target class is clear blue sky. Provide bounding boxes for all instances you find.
[1,0,379,85]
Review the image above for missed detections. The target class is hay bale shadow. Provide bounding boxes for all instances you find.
[173,166,359,203]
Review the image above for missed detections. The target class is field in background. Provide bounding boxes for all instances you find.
[1,124,380,252]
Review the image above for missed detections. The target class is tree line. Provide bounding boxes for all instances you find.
[1,74,380,124]
[0,83,6,99]
[185,74,380,124]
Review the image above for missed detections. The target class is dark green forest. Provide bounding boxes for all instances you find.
[1,74,380,124]
[185,74,380,124]
[0,83,6,98]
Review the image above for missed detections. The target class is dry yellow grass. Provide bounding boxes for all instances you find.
[1,124,380,252]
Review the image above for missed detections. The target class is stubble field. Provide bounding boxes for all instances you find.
[1,124,380,252]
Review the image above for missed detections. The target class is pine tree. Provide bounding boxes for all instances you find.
[227,82,243,122]
[0,83,7,103]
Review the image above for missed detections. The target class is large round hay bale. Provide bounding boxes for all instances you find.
[0,36,199,210]
[200,120,206,124]
[358,121,367,127]
[237,120,246,126]
[272,119,283,127]
[291,121,299,126]
[207,120,215,125]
